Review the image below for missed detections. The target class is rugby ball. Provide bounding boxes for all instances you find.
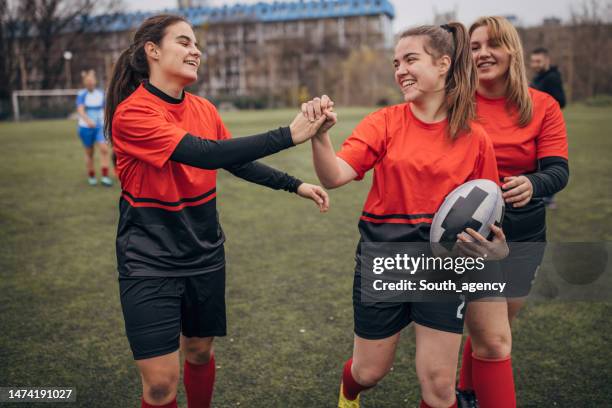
[430,179,504,252]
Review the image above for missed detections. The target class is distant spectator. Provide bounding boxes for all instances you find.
[76,69,112,186]
[530,47,566,108]
[530,48,565,209]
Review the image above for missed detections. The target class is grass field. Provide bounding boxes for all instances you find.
[0,105,611,408]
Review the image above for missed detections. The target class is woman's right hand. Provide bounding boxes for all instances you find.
[456,224,509,260]
[302,95,337,137]
[289,98,327,145]
[289,96,336,144]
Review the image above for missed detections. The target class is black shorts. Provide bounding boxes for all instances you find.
[501,240,546,298]
[353,268,465,339]
[119,268,227,360]
[502,203,547,298]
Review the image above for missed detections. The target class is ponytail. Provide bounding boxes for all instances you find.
[443,22,477,139]
[399,23,477,139]
[104,14,189,142]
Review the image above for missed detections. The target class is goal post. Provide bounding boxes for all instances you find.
[12,89,81,121]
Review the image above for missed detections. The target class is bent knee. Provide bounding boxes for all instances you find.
[184,345,213,365]
[419,369,456,403]
[472,333,512,359]
[146,379,178,403]
[353,364,390,387]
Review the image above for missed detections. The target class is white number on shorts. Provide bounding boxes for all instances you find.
[456,296,466,319]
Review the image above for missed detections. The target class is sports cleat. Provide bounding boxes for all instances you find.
[456,389,479,408]
[338,383,360,408]
[87,177,98,186]
[101,176,113,187]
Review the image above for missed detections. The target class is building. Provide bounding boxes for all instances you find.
[86,0,396,107]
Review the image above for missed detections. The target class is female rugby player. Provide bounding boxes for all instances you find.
[456,16,569,408]
[105,14,331,408]
[308,23,505,408]
[76,70,112,186]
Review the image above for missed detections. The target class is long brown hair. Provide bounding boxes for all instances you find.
[469,16,533,127]
[399,22,477,139]
[104,14,189,140]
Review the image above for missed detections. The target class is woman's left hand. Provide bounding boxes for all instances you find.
[456,224,509,260]
[297,183,330,212]
[502,175,533,208]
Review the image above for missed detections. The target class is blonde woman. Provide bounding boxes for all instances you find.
[76,70,112,186]
[456,16,569,408]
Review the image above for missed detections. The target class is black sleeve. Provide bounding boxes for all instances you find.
[169,127,294,170]
[224,161,303,193]
[524,156,569,198]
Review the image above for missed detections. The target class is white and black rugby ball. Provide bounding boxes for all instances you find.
[430,179,504,252]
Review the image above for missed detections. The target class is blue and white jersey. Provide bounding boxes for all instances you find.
[76,88,105,128]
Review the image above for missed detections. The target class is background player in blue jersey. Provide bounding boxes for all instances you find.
[76,69,112,186]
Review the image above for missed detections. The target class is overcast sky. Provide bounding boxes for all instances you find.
[125,0,579,30]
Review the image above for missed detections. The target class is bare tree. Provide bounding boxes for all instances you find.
[570,0,612,23]
[569,0,612,98]
[0,0,123,116]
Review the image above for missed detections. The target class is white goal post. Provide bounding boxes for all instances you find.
[12,89,81,121]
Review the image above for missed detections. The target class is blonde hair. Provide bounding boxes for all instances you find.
[469,16,532,126]
[81,69,96,82]
[399,22,477,139]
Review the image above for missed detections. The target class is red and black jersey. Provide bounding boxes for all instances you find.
[476,88,568,180]
[112,83,230,276]
[476,88,569,241]
[337,103,499,243]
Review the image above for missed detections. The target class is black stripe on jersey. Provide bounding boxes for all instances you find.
[362,211,435,220]
[117,196,225,276]
[122,187,216,207]
[359,219,431,242]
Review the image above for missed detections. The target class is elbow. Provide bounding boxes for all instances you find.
[325,175,352,189]
[559,164,570,190]
[560,173,570,191]
[315,170,343,189]
[322,179,342,190]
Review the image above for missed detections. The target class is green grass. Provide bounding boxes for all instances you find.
[0,105,611,407]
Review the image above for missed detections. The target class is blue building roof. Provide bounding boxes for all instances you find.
[85,0,395,32]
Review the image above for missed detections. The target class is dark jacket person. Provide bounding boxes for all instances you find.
[530,48,566,108]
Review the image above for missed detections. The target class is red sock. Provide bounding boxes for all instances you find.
[341,358,373,400]
[420,399,458,408]
[472,354,516,408]
[458,336,473,390]
[141,397,177,408]
[101,167,109,177]
[88,170,95,178]
[184,355,216,408]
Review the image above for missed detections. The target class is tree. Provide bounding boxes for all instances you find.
[569,0,612,99]
[330,46,401,107]
[0,0,123,117]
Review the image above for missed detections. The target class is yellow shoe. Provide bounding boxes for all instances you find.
[338,383,360,408]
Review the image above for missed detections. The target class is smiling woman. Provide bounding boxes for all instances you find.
[454,16,570,408]
[103,13,332,408]
[308,22,505,408]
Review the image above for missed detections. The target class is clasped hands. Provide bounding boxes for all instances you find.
[289,95,337,145]
[286,95,337,213]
